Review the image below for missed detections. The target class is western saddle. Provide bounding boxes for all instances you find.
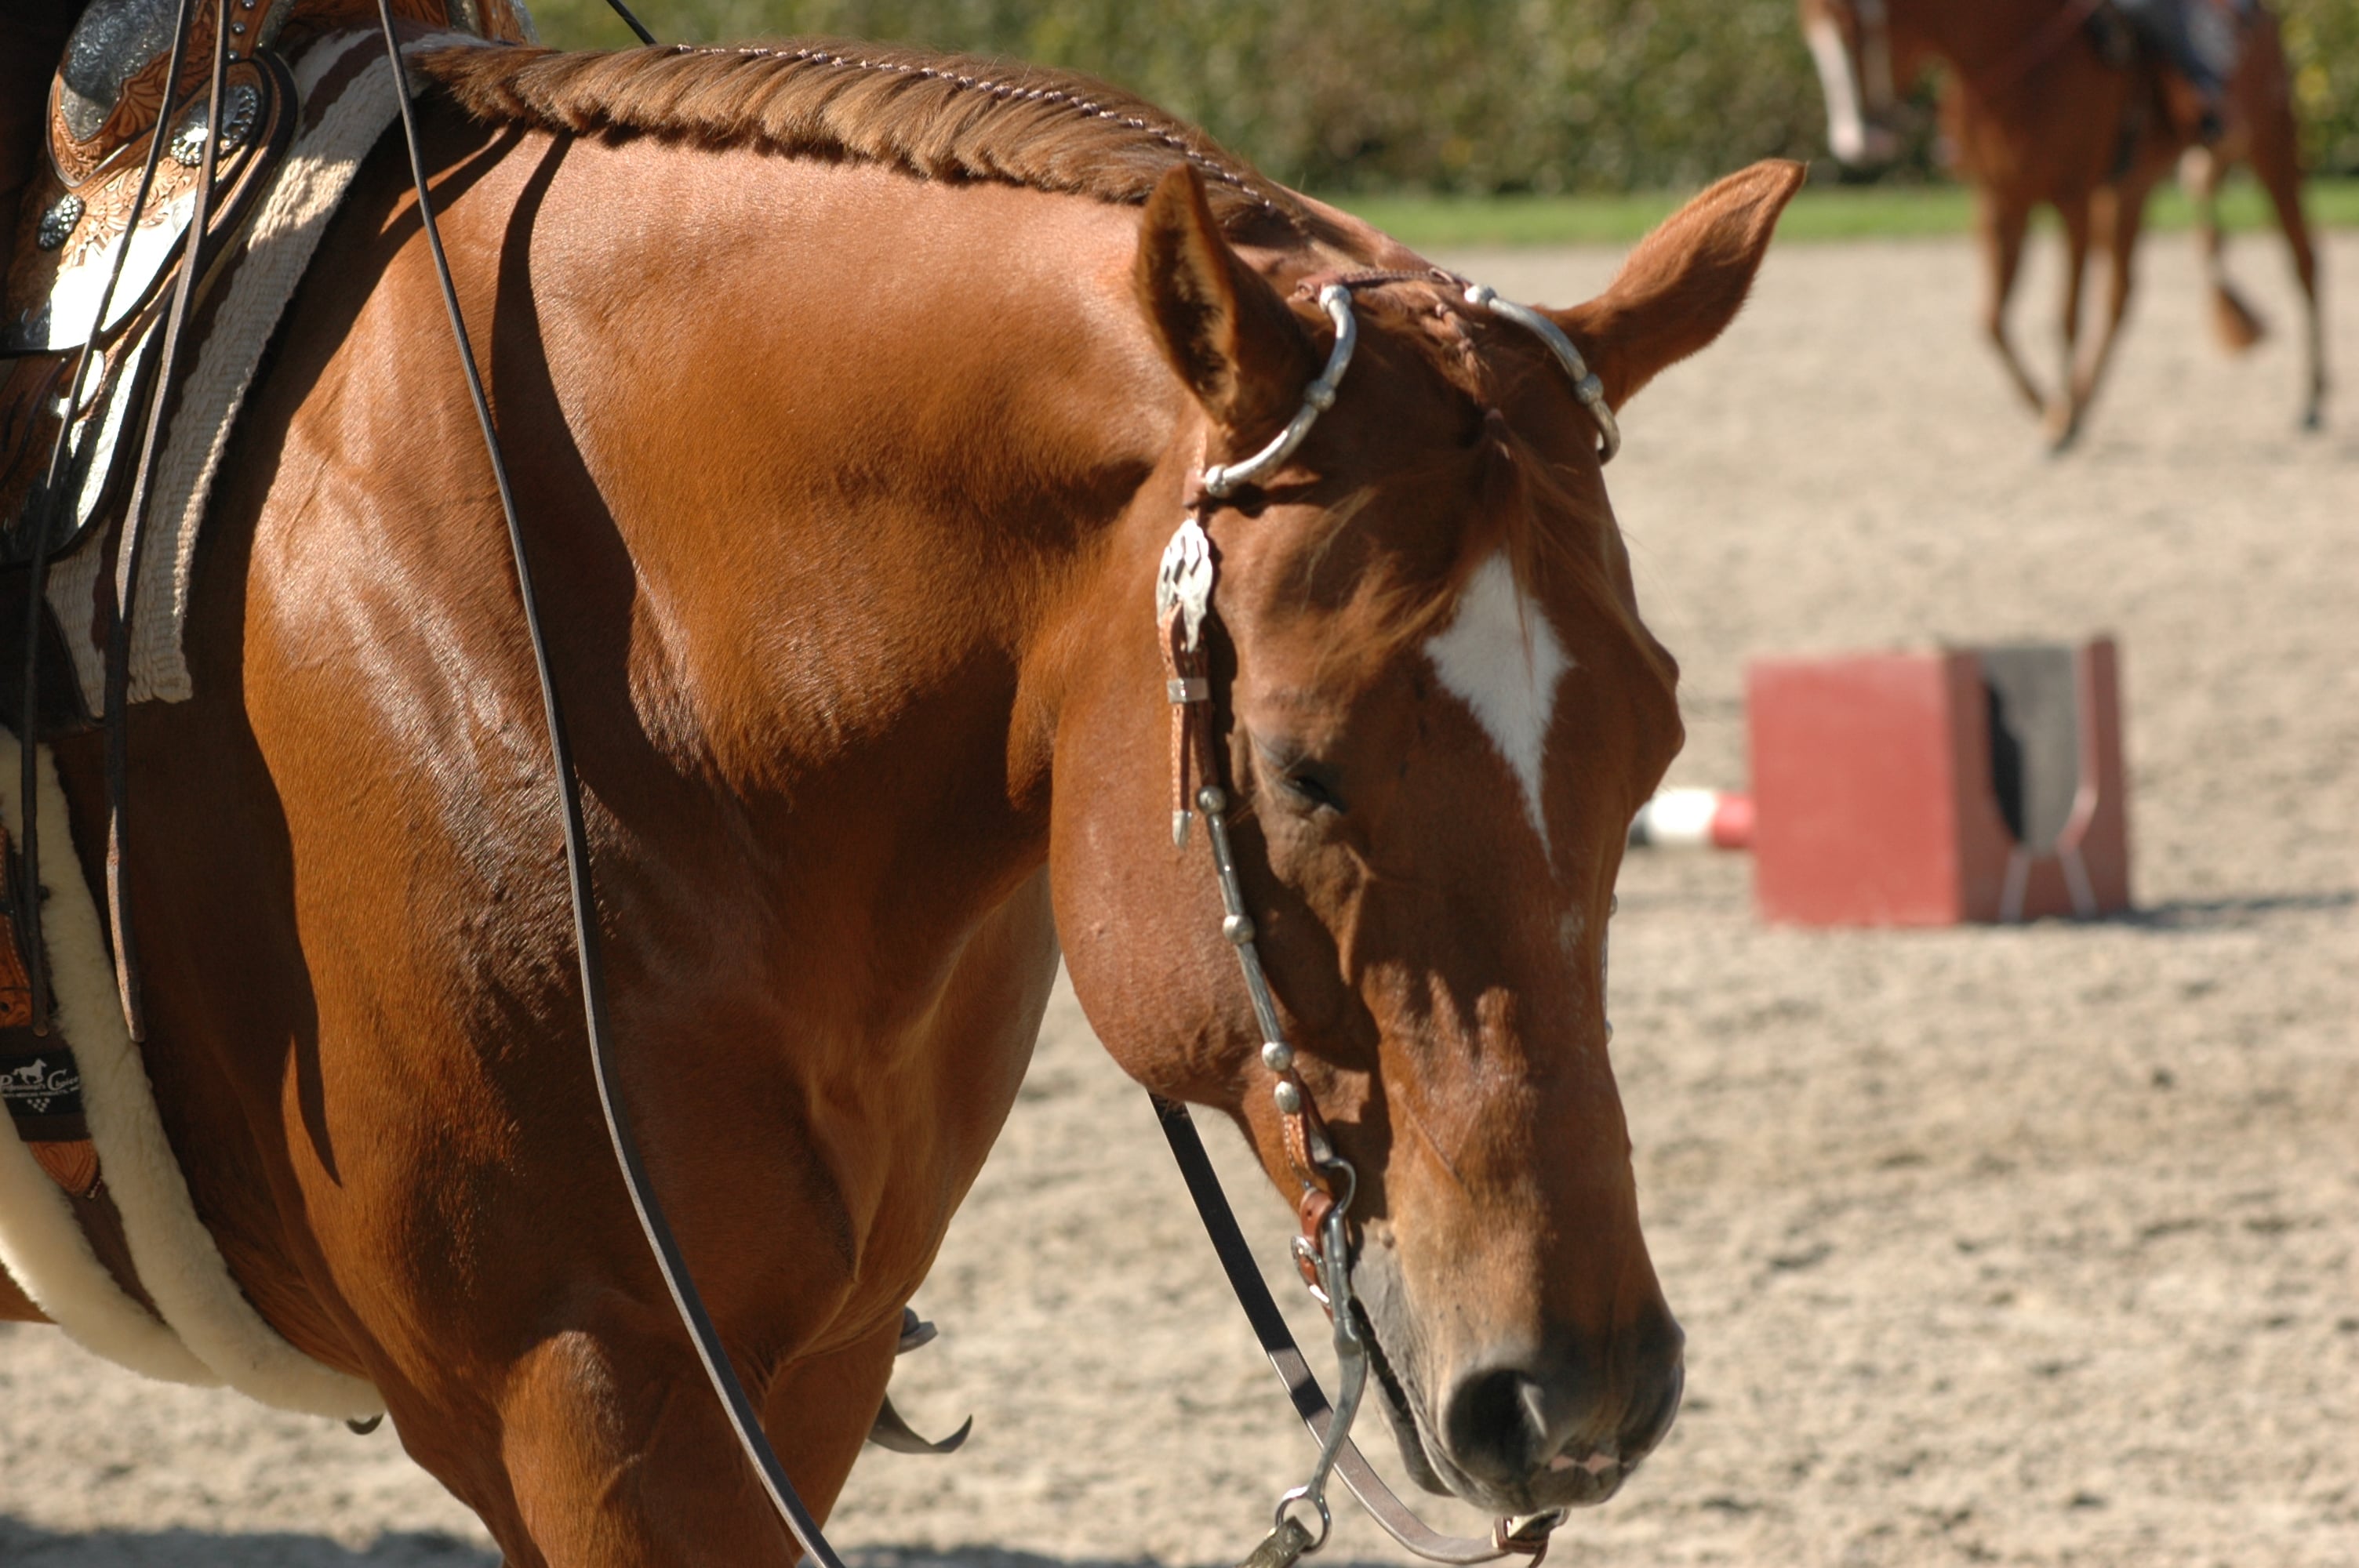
[0,0,527,1221]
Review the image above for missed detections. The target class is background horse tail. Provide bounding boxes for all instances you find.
[2182,144,2267,352]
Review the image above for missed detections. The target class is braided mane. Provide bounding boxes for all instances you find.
[419,42,1325,240]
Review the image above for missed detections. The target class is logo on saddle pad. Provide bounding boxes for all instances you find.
[0,1048,84,1122]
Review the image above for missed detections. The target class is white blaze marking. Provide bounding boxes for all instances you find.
[1426,553,1569,848]
[1805,16,1870,165]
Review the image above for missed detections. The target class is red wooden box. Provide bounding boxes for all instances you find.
[1745,640,2130,926]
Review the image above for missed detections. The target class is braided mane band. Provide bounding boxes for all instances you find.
[418,42,1321,239]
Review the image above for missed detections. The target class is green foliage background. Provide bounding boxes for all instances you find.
[522,0,2359,192]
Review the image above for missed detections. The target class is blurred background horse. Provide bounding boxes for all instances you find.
[1799,0,2324,445]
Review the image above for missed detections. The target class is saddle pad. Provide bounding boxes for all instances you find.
[0,722,381,1419]
[45,27,472,710]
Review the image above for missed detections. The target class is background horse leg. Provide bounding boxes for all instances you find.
[2183,144,2266,350]
[1976,190,2048,416]
[2243,71,2325,428]
[2046,194,2095,449]
[2065,180,2154,449]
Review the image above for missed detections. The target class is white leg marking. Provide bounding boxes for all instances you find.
[1805,17,1870,165]
[1426,553,1570,849]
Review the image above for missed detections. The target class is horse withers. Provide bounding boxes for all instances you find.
[1799,0,2324,446]
[2,40,1801,1563]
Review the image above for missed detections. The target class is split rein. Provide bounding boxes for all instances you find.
[369,13,1618,1567]
[15,0,225,1047]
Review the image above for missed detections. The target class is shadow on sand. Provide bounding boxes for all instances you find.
[840,1550,1407,1568]
[0,1520,495,1567]
[0,1534,1411,1568]
[2112,888,2355,930]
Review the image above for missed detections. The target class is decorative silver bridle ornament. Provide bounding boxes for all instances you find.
[1460,284,1620,462]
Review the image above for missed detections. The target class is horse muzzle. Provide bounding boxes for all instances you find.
[1434,1338,1684,1512]
[1357,1257,1686,1515]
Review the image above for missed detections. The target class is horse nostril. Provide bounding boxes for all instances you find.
[1612,1305,1685,1464]
[1620,1356,1684,1462]
[1440,1364,1552,1487]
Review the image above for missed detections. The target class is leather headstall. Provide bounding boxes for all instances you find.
[1157,528,1350,1292]
[1151,270,1581,1567]
[1154,260,1604,1298]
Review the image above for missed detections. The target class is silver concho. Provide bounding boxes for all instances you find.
[169,82,261,167]
[1155,514,1216,652]
[35,194,85,251]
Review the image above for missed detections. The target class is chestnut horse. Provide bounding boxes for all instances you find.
[0,41,1801,1565]
[1800,0,2324,446]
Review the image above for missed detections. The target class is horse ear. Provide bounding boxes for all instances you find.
[1134,164,1317,438]
[1550,159,1806,410]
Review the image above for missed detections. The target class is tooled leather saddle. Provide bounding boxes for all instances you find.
[0,0,529,1212]
[0,0,532,736]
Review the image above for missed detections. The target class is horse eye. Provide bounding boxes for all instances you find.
[1279,765,1346,815]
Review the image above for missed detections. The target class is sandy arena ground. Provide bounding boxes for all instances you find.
[2,220,2354,1567]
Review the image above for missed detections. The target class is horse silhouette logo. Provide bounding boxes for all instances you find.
[2,1056,78,1116]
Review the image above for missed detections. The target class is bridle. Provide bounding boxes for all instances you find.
[1853,0,1899,125]
[361,11,1624,1566]
[1156,270,1622,1568]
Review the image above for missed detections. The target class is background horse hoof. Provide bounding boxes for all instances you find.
[2043,403,2085,453]
[2210,285,2266,353]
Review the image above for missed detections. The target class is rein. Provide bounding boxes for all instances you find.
[14,0,209,1041]
[369,9,850,1568]
[366,22,1615,1568]
[104,0,239,1043]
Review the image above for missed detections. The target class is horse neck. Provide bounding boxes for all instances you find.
[1892,0,2070,86]
[496,132,1189,998]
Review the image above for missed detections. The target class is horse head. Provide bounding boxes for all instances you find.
[1799,0,1907,165]
[1051,160,1801,1516]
